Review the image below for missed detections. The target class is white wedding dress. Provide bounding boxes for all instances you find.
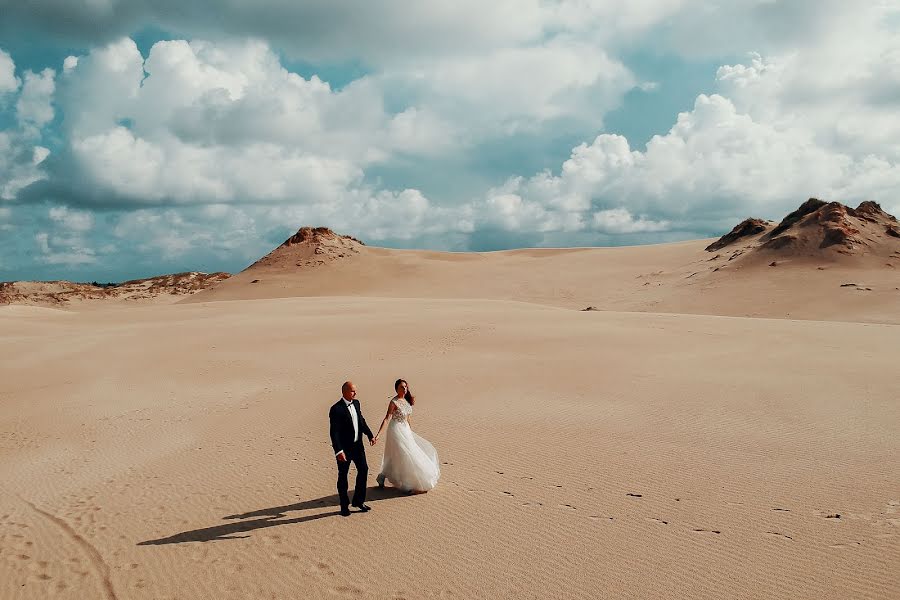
[377,397,440,491]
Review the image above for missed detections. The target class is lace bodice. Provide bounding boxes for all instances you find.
[390,397,412,423]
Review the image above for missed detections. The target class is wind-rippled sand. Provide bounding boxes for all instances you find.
[1,240,898,599]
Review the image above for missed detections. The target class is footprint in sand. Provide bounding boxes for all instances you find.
[766,531,793,541]
[647,518,668,525]
[330,584,364,596]
[626,493,642,498]
[692,528,721,535]
[814,510,842,520]
[311,561,335,577]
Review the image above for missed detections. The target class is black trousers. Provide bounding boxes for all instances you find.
[336,441,368,509]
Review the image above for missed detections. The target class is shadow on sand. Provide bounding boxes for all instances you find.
[137,486,405,545]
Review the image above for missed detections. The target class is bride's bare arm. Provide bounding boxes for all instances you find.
[373,400,396,442]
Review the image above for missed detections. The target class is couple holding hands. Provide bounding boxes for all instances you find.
[329,379,440,516]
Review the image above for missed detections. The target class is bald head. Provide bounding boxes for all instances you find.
[341,381,357,401]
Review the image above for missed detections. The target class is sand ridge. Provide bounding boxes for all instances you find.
[187,238,900,324]
[178,201,900,324]
[1,272,230,309]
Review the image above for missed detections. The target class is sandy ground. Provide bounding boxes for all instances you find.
[1,241,899,599]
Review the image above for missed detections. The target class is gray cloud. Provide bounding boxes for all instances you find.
[0,0,542,63]
[0,0,873,65]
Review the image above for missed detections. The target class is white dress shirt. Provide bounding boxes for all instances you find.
[335,398,359,457]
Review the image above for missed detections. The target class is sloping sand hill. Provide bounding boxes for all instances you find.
[188,201,900,324]
[1,272,230,308]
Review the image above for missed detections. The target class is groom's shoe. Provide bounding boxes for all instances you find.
[352,503,371,512]
[340,506,351,517]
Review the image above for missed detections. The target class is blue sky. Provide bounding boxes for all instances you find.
[1,1,899,282]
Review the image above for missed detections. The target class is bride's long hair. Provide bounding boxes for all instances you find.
[395,378,415,405]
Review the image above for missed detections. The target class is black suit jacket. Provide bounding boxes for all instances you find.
[329,399,373,456]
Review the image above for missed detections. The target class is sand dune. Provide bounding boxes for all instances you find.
[188,210,900,324]
[1,272,230,309]
[1,202,898,599]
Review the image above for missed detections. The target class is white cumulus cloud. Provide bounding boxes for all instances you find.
[16,68,55,132]
[0,52,54,202]
[0,134,50,200]
[48,206,94,232]
[470,90,900,236]
[593,208,670,233]
[35,231,97,266]
[378,39,635,136]
[0,49,19,93]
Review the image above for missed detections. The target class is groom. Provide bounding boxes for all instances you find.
[329,381,376,516]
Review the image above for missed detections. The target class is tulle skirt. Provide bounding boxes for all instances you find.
[378,420,440,491]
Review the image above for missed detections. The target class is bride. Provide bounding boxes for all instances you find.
[373,379,440,493]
